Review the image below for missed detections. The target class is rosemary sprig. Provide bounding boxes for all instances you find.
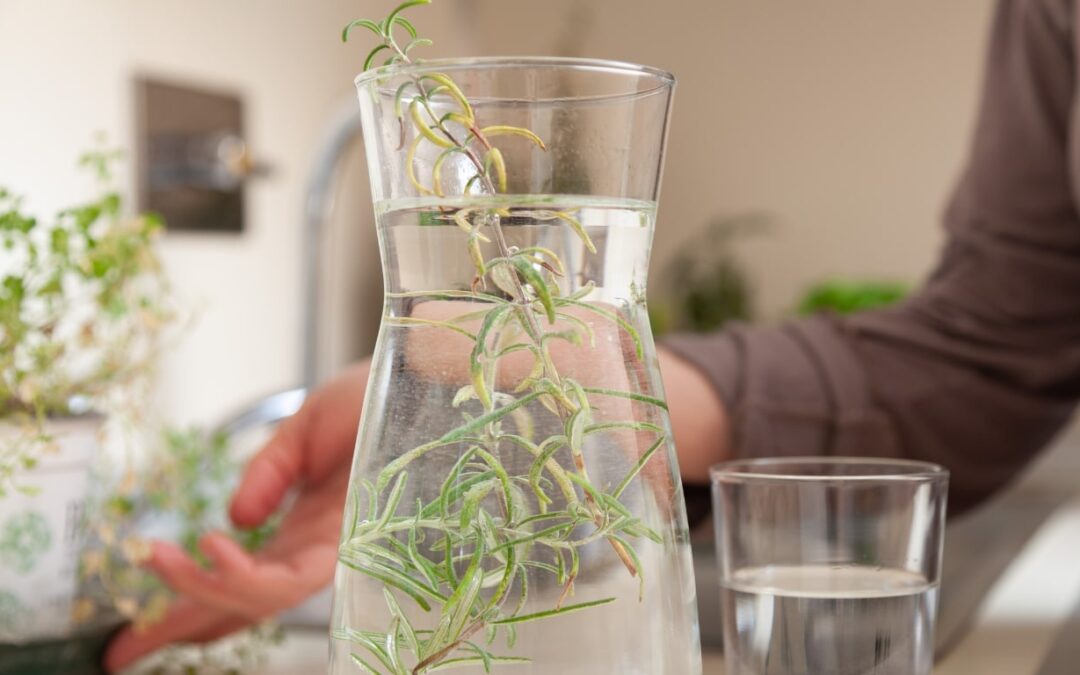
[340,3,668,673]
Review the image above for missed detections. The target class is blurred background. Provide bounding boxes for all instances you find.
[6,0,1080,671]
[0,0,995,426]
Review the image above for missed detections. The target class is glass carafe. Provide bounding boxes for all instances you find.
[330,57,700,674]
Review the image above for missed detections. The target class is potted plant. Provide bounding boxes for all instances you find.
[796,278,908,316]
[649,213,769,336]
[0,148,172,671]
[329,2,701,672]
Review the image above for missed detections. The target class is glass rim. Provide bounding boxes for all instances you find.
[354,56,676,103]
[709,456,948,484]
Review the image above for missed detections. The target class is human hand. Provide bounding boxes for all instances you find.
[104,361,371,672]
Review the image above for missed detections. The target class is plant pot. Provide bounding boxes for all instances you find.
[0,623,116,675]
[0,416,109,673]
[329,58,700,674]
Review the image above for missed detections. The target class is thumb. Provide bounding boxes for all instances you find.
[229,417,305,529]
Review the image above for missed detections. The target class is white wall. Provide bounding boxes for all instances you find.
[471,0,994,317]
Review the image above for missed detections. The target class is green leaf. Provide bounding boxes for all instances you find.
[342,18,383,43]
[410,100,455,149]
[490,597,617,625]
[498,436,554,508]
[508,257,555,323]
[581,386,668,411]
[459,479,495,529]
[564,473,606,514]
[464,173,485,196]
[471,447,514,518]
[385,316,477,341]
[364,43,392,71]
[349,653,382,674]
[469,305,512,410]
[567,281,596,301]
[489,262,519,299]
[347,631,397,672]
[477,126,547,151]
[385,0,432,34]
[492,521,578,553]
[375,472,408,531]
[554,297,643,359]
[50,228,69,255]
[486,545,518,614]
[404,37,433,54]
[2,276,25,302]
[338,550,442,611]
[392,15,419,38]
[511,565,530,619]
[516,246,564,276]
[428,533,484,651]
[452,384,477,408]
[385,616,403,672]
[584,421,664,436]
[570,399,591,444]
[555,210,596,254]
[417,73,474,121]
[612,435,666,498]
[406,502,442,589]
[485,147,507,193]
[437,446,479,518]
[432,147,468,198]
[377,392,543,491]
[393,81,416,125]
[427,656,531,672]
[387,289,507,303]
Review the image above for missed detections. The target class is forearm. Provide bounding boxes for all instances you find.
[659,347,731,483]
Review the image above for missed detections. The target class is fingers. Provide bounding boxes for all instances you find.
[230,424,303,528]
[106,528,336,671]
[230,360,369,529]
[199,531,255,575]
[153,534,327,616]
[150,538,263,616]
[148,540,241,613]
[103,600,234,672]
[658,347,730,483]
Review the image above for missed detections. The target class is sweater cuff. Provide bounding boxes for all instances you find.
[662,316,899,459]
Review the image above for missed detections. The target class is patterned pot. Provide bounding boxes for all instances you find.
[0,416,110,674]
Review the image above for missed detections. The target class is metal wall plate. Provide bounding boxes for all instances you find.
[134,76,253,233]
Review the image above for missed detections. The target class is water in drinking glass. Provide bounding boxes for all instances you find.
[720,564,938,675]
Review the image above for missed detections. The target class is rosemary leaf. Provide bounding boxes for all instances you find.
[342,18,383,43]
[581,386,668,411]
[349,652,383,674]
[426,656,530,672]
[490,597,617,626]
[612,435,667,498]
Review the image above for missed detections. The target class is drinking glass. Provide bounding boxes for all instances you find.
[711,457,948,675]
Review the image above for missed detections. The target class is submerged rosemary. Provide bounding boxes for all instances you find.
[339,3,668,673]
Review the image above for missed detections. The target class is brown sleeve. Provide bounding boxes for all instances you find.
[665,0,1080,514]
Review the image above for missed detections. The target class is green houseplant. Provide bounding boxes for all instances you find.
[0,148,173,667]
[796,279,908,316]
[650,213,768,336]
